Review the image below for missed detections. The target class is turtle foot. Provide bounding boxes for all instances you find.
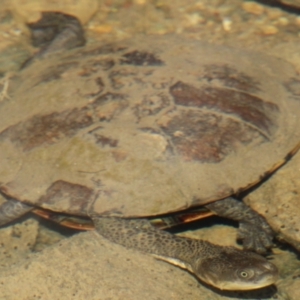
[206,197,274,254]
[22,12,85,68]
[0,198,32,226]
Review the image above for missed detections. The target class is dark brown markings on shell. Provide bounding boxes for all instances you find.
[79,59,115,77]
[93,77,105,95]
[159,110,261,163]
[284,78,300,98]
[202,65,261,93]
[108,69,140,90]
[37,61,79,84]
[92,134,118,148]
[37,180,93,215]
[0,93,127,151]
[170,81,279,135]
[108,61,157,90]
[0,107,93,151]
[120,51,164,66]
[133,93,171,119]
[92,92,128,121]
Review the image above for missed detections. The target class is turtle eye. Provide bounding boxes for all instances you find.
[240,271,248,278]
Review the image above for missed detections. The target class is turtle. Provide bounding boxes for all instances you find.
[1,12,300,291]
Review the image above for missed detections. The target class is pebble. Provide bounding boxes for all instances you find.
[242,1,265,15]
[261,24,279,35]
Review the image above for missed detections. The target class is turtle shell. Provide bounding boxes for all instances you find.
[0,35,300,218]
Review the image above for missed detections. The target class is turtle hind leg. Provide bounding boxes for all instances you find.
[205,197,274,254]
[22,12,85,68]
[0,199,33,226]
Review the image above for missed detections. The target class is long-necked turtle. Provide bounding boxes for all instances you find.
[1,12,300,291]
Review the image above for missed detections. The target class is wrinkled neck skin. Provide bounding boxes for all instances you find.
[93,217,278,291]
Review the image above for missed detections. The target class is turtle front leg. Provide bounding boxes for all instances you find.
[205,197,274,254]
[0,199,33,226]
[23,12,85,67]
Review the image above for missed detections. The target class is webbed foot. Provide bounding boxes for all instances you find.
[206,197,274,254]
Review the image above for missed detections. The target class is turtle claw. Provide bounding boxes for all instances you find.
[238,221,274,254]
[206,197,275,254]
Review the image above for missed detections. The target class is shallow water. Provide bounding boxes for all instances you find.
[0,0,300,299]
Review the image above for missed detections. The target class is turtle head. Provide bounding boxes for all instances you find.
[193,246,278,290]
